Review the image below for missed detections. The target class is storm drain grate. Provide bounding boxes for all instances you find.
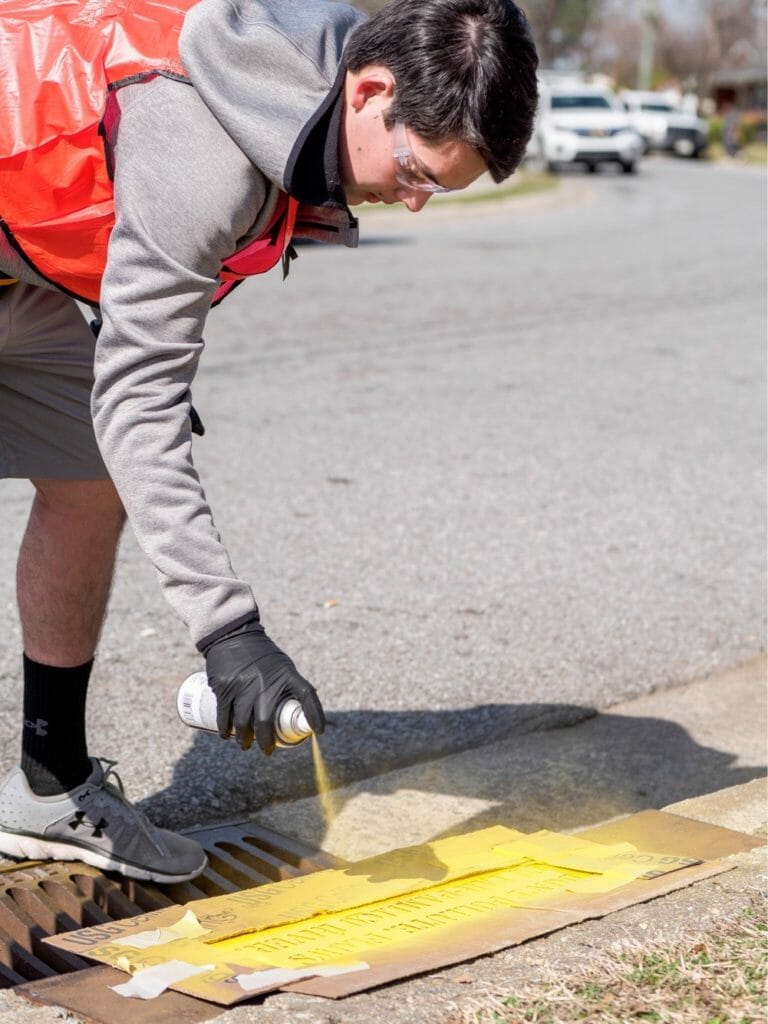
[0,818,341,989]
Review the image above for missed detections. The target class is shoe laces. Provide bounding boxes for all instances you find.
[99,759,125,795]
[89,758,166,856]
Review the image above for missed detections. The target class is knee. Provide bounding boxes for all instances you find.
[31,478,126,531]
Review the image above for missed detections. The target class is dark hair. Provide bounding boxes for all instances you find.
[344,0,539,182]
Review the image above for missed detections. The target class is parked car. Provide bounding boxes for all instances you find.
[619,91,709,158]
[530,84,643,174]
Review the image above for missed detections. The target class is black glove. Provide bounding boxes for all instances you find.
[203,619,325,754]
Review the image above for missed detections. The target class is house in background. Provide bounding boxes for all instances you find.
[709,43,767,141]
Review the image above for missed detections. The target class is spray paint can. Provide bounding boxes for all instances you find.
[176,671,312,747]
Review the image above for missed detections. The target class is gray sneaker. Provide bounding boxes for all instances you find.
[0,758,206,883]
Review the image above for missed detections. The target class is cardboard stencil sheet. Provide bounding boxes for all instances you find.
[45,811,762,1004]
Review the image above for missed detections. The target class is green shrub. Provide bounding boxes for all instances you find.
[708,113,767,149]
[740,112,767,145]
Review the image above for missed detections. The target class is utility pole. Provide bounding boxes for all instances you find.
[637,0,658,90]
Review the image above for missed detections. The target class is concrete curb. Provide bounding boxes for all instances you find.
[663,777,766,841]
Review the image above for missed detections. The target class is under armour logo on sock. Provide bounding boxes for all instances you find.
[68,811,108,838]
[23,718,48,736]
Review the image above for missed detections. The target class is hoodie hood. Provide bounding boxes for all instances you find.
[180,0,366,194]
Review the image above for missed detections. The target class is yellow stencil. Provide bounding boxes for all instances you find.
[68,824,701,1004]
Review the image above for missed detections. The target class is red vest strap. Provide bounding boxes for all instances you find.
[212,195,299,305]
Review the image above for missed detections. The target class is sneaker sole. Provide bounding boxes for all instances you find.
[0,829,207,884]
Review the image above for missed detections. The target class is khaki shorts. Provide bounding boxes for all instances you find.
[0,282,108,479]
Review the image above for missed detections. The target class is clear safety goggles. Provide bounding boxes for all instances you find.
[391,121,455,194]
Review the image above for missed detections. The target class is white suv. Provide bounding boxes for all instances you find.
[532,84,643,174]
[620,91,709,158]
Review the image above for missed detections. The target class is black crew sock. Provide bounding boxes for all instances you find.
[21,654,94,796]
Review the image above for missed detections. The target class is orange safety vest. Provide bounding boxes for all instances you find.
[0,0,298,305]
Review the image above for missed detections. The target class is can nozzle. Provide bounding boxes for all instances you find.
[274,698,312,747]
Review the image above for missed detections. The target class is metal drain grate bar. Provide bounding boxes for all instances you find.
[0,817,340,990]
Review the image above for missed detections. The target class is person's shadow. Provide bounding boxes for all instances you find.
[139,699,765,877]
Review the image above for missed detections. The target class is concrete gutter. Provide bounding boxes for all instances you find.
[249,655,766,861]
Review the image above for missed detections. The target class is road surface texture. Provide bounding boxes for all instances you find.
[0,156,764,830]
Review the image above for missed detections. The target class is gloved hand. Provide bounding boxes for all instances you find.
[203,619,325,754]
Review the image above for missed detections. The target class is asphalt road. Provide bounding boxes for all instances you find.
[0,157,764,829]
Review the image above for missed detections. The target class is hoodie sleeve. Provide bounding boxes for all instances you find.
[92,77,276,648]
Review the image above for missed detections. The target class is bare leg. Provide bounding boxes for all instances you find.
[17,479,126,666]
[3,477,205,881]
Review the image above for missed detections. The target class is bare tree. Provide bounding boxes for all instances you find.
[589,16,644,85]
[704,0,762,66]
[589,0,761,89]
[655,20,719,88]
[523,0,605,65]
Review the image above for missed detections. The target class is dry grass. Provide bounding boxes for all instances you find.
[455,890,767,1024]
[441,171,559,206]
[708,141,768,165]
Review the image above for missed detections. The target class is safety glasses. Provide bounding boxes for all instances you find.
[391,121,455,194]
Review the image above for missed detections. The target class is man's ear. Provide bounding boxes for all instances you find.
[347,65,396,114]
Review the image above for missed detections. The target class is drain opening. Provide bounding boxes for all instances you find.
[0,819,339,988]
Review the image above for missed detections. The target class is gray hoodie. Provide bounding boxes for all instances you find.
[1,0,366,648]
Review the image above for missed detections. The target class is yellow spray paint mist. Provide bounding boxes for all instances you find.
[311,734,337,827]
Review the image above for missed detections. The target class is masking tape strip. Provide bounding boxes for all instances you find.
[493,834,698,879]
[493,834,637,865]
[500,832,636,854]
[110,959,215,999]
[560,864,651,892]
[235,960,369,992]
[113,909,209,949]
